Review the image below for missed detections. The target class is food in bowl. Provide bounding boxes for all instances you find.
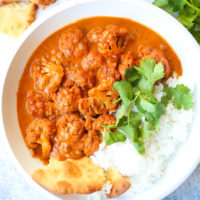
[17,16,194,198]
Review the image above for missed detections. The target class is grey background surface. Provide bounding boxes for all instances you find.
[0,0,200,199]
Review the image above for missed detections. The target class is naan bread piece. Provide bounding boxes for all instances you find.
[0,2,38,38]
[106,168,130,198]
[31,157,106,194]
[32,0,55,6]
[0,0,19,6]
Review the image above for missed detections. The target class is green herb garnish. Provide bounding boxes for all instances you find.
[153,0,200,44]
[161,84,193,110]
[104,58,193,153]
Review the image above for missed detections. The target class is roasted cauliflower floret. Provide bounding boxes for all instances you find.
[26,90,54,118]
[138,45,171,78]
[78,79,119,116]
[82,51,103,71]
[97,56,120,84]
[53,85,82,114]
[88,79,119,113]
[63,65,95,92]
[26,119,56,159]
[88,24,134,56]
[93,114,116,133]
[78,97,107,117]
[118,51,135,80]
[81,130,100,156]
[84,117,94,131]
[59,27,88,58]
[51,114,85,160]
[31,59,64,93]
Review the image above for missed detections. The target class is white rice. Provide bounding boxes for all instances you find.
[89,77,194,199]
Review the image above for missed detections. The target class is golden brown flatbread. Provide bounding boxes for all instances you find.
[32,0,56,6]
[106,168,131,198]
[0,2,38,38]
[0,0,19,6]
[31,157,106,194]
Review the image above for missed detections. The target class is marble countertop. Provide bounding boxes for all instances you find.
[0,0,200,199]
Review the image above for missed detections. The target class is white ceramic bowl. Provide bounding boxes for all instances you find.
[1,0,200,199]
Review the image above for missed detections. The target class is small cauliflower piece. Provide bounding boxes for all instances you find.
[88,24,134,56]
[118,51,135,80]
[31,59,64,93]
[26,90,54,118]
[26,119,56,159]
[53,85,82,114]
[97,56,120,84]
[81,130,100,156]
[88,79,119,113]
[78,79,119,117]
[138,45,171,78]
[51,114,85,160]
[82,51,103,71]
[84,117,94,130]
[78,97,107,117]
[63,65,95,92]
[93,114,116,133]
[59,27,88,58]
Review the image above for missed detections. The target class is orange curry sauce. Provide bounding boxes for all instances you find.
[17,17,182,164]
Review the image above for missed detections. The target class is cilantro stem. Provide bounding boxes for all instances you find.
[113,98,122,104]
[127,92,140,125]
[128,100,134,125]
[184,0,200,12]
[102,124,117,129]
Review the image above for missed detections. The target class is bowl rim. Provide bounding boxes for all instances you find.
[1,0,200,199]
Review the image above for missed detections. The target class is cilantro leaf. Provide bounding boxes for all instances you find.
[105,130,126,145]
[161,86,173,106]
[117,116,128,127]
[178,6,197,28]
[113,80,134,106]
[137,95,156,113]
[153,0,169,7]
[133,142,145,154]
[189,16,200,43]
[153,0,200,44]
[119,124,145,153]
[141,121,152,139]
[149,102,165,120]
[125,66,141,84]
[119,125,137,141]
[168,0,185,11]
[162,84,193,110]
[129,112,142,127]
[172,84,193,110]
[135,59,165,89]
[138,77,152,94]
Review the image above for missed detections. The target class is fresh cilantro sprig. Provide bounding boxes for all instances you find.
[104,58,193,154]
[161,84,193,110]
[153,0,200,44]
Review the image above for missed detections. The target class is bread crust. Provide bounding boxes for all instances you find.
[31,157,106,194]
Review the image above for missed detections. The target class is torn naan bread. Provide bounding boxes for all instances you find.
[32,0,56,6]
[0,2,38,37]
[31,157,106,194]
[106,168,130,198]
[0,0,19,6]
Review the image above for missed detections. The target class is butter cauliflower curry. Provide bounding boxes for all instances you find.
[17,17,182,165]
